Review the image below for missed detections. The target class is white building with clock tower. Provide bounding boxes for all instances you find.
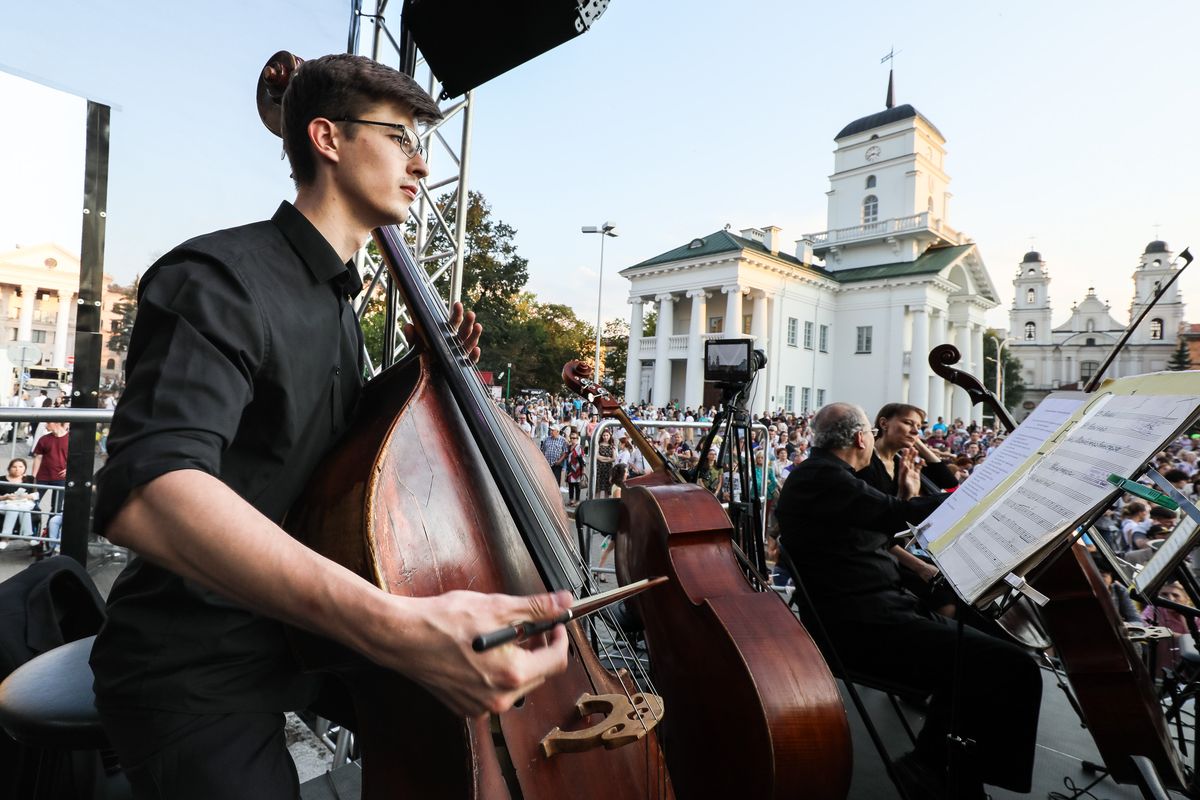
[619,82,1000,424]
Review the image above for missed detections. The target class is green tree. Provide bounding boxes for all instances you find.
[642,308,657,337]
[359,191,603,392]
[107,279,138,354]
[982,330,1026,417]
[601,318,629,395]
[1169,340,1192,371]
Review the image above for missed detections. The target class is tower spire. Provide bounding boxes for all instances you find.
[880,47,898,109]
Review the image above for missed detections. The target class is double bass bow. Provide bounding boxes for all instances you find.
[261,51,676,800]
[929,343,1194,794]
[564,361,853,800]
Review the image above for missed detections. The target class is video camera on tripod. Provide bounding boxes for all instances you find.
[703,338,766,389]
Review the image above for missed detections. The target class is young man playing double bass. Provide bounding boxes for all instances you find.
[89,54,571,799]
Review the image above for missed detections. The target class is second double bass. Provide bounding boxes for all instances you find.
[565,362,853,800]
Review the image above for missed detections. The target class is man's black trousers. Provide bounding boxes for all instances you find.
[99,707,299,800]
[829,610,1042,792]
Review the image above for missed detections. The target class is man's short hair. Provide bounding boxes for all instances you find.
[282,54,443,187]
[1149,505,1178,521]
[812,403,867,450]
[874,402,925,427]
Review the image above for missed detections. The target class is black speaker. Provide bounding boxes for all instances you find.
[402,0,610,98]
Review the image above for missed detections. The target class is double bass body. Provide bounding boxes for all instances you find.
[287,349,672,798]
[617,480,853,800]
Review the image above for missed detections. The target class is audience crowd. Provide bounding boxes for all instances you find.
[513,390,1200,672]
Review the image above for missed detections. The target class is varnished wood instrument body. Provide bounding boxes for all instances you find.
[566,362,853,799]
[285,267,673,798]
[1036,543,1188,788]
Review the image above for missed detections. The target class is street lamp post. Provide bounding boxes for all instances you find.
[988,334,1016,410]
[582,222,618,384]
[505,362,512,401]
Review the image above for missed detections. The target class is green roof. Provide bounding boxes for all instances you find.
[829,244,973,283]
[624,230,812,272]
[625,232,973,286]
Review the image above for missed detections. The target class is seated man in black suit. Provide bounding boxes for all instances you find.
[775,402,1041,799]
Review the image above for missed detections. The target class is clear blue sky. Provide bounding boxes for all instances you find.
[3,0,1197,335]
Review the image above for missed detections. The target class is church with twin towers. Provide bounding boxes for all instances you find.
[618,82,1184,424]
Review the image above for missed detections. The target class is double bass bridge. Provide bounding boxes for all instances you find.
[540,692,665,757]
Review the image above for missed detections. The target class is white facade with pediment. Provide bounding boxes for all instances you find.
[0,243,128,390]
[620,95,1000,424]
[1008,243,1184,412]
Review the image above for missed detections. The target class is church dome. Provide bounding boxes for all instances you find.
[1144,240,1169,254]
[1022,251,1042,263]
[835,104,944,140]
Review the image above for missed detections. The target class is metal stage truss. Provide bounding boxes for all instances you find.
[346,0,475,373]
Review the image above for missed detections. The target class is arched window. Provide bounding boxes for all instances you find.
[1025,288,1035,304]
[862,195,878,224]
[1086,319,1095,332]
[1024,321,1036,341]
[865,175,876,189]
[105,358,116,370]
[1151,318,1164,340]
[927,196,934,213]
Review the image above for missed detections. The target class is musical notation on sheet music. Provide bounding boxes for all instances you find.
[933,393,1198,603]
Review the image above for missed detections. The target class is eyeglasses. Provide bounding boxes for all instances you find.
[333,118,426,159]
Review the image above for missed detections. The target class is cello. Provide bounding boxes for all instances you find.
[563,362,853,800]
[929,343,1194,795]
[261,52,676,800]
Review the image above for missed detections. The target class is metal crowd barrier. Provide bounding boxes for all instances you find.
[0,407,114,560]
[584,418,770,546]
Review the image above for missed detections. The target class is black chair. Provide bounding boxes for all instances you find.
[0,634,130,799]
[776,542,919,800]
[573,498,646,667]
[573,497,622,569]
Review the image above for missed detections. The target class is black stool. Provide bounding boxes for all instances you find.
[0,635,130,799]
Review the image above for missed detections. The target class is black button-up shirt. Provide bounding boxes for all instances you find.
[90,202,364,713]
[776,447,946,625]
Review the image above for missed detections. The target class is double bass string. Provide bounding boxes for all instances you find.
[383,228,665,741]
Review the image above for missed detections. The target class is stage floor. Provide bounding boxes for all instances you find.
[843,667,1193,799]
[296,664,1195,799]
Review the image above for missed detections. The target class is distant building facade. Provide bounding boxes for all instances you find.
[1008,241,1184,416]
[0,243,129,392]
[620,92,999,423]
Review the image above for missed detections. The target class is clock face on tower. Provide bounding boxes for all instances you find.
[865,145,882,162]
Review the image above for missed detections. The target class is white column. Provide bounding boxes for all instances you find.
[625,299,644,404]
[971,324,985,425]
[749,291,769,414]
[684,289,707,410]
[887,305,906,401]
[17,284,35,343]
[722,284,744,337]
[909,305,929,413]
[926,311,944,423]
[652,293,674,407]
[52,292,73,369]
[952,321,971,424]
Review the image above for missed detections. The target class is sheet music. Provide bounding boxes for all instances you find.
[919,395,1085,548]
[1134,515,1200,598]
[934,393,1198,603]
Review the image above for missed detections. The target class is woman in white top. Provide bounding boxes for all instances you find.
[0,457,35,548]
